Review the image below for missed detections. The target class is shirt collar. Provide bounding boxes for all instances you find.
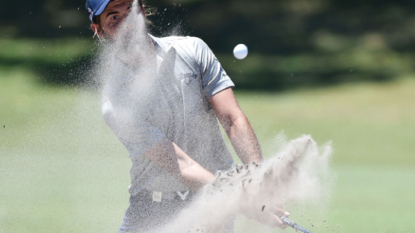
[149,34,168,57]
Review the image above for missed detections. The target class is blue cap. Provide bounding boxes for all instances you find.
[86,0,111,23]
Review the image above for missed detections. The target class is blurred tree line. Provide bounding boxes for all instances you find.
[1,0,415,90]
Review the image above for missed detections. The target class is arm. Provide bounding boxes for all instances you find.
[143,137,215,191]
[209,88,263,164]
[190,37,261,163]
[210,88,290,229]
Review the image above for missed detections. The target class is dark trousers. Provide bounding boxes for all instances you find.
[119,190,190,233]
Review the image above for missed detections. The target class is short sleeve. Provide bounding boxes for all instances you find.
[193,38,235,97]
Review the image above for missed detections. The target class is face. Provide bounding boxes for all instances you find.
[90,0,144,39]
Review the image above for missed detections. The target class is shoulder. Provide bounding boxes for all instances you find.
[155,36,209,55]
[153,35,215,69]
[158,36,206,46]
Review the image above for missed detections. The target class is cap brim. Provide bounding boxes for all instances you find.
[96,0,111,16]
[91,0,111,22]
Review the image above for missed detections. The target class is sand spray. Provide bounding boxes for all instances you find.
[151,135,333,233]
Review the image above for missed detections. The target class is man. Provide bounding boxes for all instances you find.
[86,0,288,232]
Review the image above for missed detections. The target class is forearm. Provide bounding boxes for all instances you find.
[226,115,263,164]
[209,88,263,164]
[143,138,215,191]
[173,143,216,190]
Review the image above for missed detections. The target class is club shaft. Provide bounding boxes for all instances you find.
[293,225,313,233]
[280,216,313,233]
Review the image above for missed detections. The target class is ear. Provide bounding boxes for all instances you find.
[141,5,146,17]
[90,23,104,38]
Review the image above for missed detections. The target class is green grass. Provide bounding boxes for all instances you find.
[0,38,92,64]
[235,78,415,166]
[1,39,415,233]
[234,165,415,233]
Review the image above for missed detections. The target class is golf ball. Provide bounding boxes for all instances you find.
[233,44,248,60]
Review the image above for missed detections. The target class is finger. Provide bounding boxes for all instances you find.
[270,206,290,217]
[255,209,288,229]
[283,210,290,217]
[274,215,287,229]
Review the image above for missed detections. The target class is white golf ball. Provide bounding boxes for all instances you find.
[233,44,248,60]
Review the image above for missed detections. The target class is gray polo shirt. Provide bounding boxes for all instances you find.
[102,35,235,194]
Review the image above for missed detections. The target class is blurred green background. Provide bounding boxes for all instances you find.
[1,0,414,232]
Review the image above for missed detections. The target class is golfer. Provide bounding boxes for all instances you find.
[86,0,288,232]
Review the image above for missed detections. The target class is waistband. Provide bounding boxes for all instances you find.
[136,189,195,202]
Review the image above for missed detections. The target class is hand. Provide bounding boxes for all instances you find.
[239,203,290,229]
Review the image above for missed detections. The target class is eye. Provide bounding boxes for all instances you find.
[111,15,119,20]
